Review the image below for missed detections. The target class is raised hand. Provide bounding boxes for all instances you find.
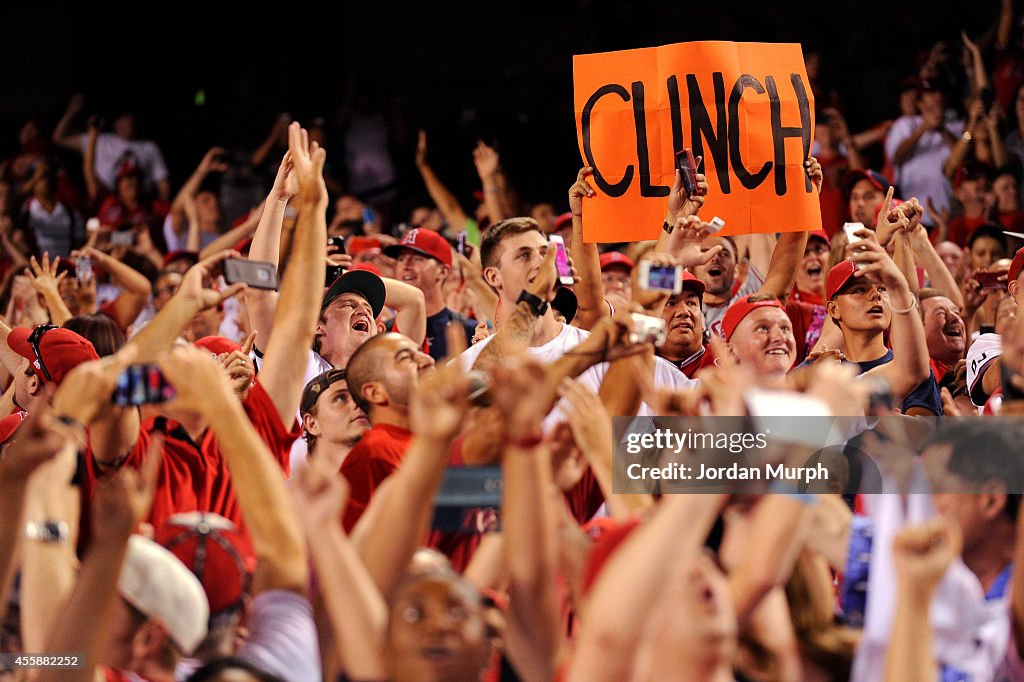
[51,346,139,427]
[25,253,66,297]
[270,151,299,203]
[873,186,910,247]
[409,360,470,443]
[289,457,351,530]
[490,358,553,437]
[892,518,962,597]
[666,155,708,223]
[199,147,229,174]
[473,141,500,180]
[558,377,613,460]
[177,250,247,312]
[666,216,725,267]
[287,122,327,208]
[568,166,596,217]
[804,156,823,194]
[155,344,238,417]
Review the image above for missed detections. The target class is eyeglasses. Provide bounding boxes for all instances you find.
[28,324,57,382]
[805,244,829,256]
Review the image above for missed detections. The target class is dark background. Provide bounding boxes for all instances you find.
[0,0,990,215]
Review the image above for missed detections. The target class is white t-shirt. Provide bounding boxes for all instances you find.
[456,322,697,427]
[703,264,766,338]
[78,132,169,192]
[24,197,78,257]
[966,332,1002,407]
[884,115,963,221]
[252,349,330,471]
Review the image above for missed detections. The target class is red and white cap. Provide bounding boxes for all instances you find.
[1009,246,1024,285]
[383,228,453,267]
[599,251,635,272]
[825,260,859,301]
[722,295,786,341]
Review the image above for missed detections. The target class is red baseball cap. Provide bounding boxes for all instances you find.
[0,411,28,443]
[599,251,635,272]
[162,250,199,270]
[194,336,242,356]
[843,169,892,198]
[347,237,382,256]
[825,260,860,301]
[721,295,786,341]
[383,228,452,267]
[1009,246,1024,284]
[156,513,255,616]
[809,230,831,246]
[7,326,99,385]
[581,517,641,596]
[681,270,706,296]
[348,262,382,275]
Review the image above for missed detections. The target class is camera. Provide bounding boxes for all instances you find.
[628,313,667,347]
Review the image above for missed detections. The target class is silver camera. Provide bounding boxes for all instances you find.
[628,313,667,347]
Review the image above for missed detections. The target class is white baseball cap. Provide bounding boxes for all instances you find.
[118,535,209,654]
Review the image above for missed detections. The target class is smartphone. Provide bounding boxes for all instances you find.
[76,256,92,284]
[843,222,866,244]
[548,235,574,285]
[456,230,468,257]
[638,261,683,293]
[675,148,701,196]
[627,313,667,347]
[325,264,345,287]
[327,236,346,254]
[431,466,502,533]
[223,258,280,290]
[974,270,1007,290]
[707,216,726,234]
[113,364,176,406]
[110,229,134,246]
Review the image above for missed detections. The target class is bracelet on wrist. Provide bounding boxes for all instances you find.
[505,432,543,449]
[890,298,918,315]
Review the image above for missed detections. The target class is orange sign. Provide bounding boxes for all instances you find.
[574,41,821,243]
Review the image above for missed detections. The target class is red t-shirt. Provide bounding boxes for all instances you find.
[930,357,954,382]
[817,154,850,237]
[340,423,413,532]
[998,210,1024,234]
[661,344,717,379]
[786,299,825,362]
[78,380,298,553]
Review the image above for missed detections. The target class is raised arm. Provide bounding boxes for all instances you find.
[291,462,388,681]
[199,202,263,260]
[168,147,228,237]
[352,351,468,594]
[127,250,245,362]
[75,246,152,327]
[39,440,159,682]
[491,361,563,682]
[568,494,725,682]
[415,130,471,231]
[884,519,961,681]
[383,277,426,345]
[51,95,85,153]
[244,153,297,347]
[258,124,327,425]
[568,167,606,330]
[25,253,73,325]
[909,215,964,308]
[83,124,101,202]
[158,345,307,593]
[757,158,820,299]
[473,141,507,226]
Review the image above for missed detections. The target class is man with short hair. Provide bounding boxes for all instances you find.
[1,325,100,410]
[599,251,634,311]
[299,369,369,471]
[845,169,891,227]
[384,228,476,359]
[656,272,716,378]
[919,288,966,383]
[823,235,935,414]
[722,294,796,388]
[340,332,435,530]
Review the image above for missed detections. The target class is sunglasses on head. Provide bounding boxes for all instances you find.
[28,324,58,382]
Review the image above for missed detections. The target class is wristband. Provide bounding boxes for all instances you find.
[890,298,918,315]
[516,290,548,317]
[662,220,673,234]
[505,432,543,449]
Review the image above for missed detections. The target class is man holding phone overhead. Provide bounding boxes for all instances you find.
[384,228,476,360]
[967,247,1024,408]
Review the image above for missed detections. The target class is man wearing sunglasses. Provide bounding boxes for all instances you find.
[2,324,99,410]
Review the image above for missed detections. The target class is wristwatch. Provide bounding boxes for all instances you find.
[516,290,549,317]
[25,520,70,545]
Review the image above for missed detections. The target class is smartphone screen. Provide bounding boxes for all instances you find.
[646,264,680,291]
[113,365,176,406]
[549,236,573,284]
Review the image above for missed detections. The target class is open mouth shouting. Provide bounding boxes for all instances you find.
[350,313,372,334]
